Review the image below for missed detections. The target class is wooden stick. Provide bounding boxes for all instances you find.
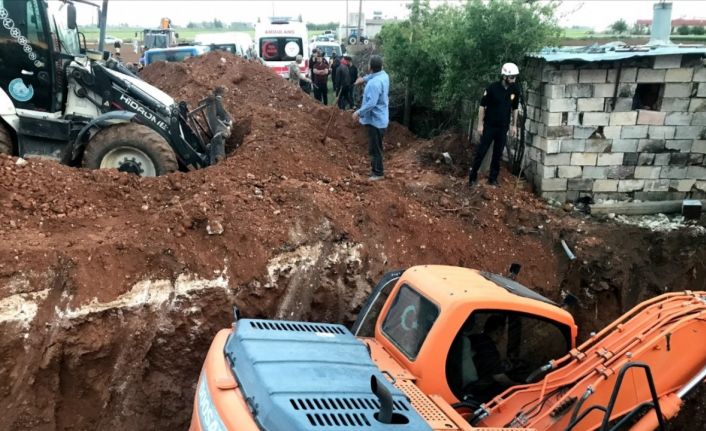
[321,88,343,143]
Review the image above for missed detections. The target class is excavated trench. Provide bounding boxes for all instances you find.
[1,53,705,430]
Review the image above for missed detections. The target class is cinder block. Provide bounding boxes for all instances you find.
[610,111,637,126]
[643,179,670,192]
[593,180,619,192]
[670,153,689,166]
[612,139,638,152]
[654,153,671,165]
[694,67,706,82]
[637,110,666,125]
[692,112,706,126]
[665,112,693,126]
[635,166,662,179]
[606,166,635,179]
[568,178,593,191]
[638,153,656,165]
[544,84,565,99]
[661,98,691,112]
[571,153,598,166]
[561,139,585,152]
[578,98,605,112]
[528,147,540,162]
[567,112,581,125]
[564,83,594,98]
[661,166,687,178]
[689,153,705,165]
[585,139,612,152]
[541,191,568,202]
[653,55,682,69]
[574,126,597,139]
[698,83,706,98]
[560,70,579,84]
[593,83,617,98]
[527,91,541,107]
[687,166,706,178]
[536,137,562,154]
[618,67,637,83]
[583,166,608,179]
[670,179,696,192]
[664,83,692,98]
[558,165,582,178]
[543,153,571,166]
[546,98,577,112]
[597,153,624,166]
[540,178,568,191]
[637,68,666,82]
[692,140,706,154]
[621,125,649,139]
[618,180,645,192]
[612,98,634,112]
[665,68,694,82]
[624,152,639,165]
[603,126,622,139]
[544,112,563,126]
[697,181,706,192]
[647,126,676,139]
[580,69,607,83]
[666,139,694,152]
[582,112,610,126]
[638,139,666,152]
[689,98,706,112]
[675,126,705,139]
[545,126,573,139]
[540,165,557,178]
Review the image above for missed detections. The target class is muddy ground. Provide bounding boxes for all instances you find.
[0,53,704,430]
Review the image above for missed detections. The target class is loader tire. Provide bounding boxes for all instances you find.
[0,122,12,155]
[82,123,177,177]
[348,36,357,45]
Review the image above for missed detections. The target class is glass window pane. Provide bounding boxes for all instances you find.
[381,284,439,360]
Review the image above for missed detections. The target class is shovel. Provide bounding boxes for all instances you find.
[320,87,343,143]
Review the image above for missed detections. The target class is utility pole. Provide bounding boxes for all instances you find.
[346,0,349,40]
[357,0,363,41]
[98,0,108,52]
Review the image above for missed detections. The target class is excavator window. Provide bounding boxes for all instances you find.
[446,310,571,404]
[381,284,439,360]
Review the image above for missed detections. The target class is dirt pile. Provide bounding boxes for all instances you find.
[0,52,704,429]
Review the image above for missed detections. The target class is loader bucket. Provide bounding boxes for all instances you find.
[181,87,232,165]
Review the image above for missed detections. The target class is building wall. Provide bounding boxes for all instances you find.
[524,55,706,202]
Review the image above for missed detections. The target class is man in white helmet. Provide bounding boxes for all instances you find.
[468,62,521,187]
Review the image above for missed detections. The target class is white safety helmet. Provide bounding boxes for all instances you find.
[501,62,520,76]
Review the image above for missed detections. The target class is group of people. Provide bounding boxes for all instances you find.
[290,52,522,188]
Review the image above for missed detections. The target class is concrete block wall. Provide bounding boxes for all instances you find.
[523,54,706,203]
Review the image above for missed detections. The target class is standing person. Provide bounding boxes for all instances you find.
[346,55,359,108]
[468,62,520,187]
[312,54,329,105]
[335,56,351,109]
[352,55,389,181]
[309,48,319,81]
[288,55,311,89]
[132,38,139,54]
[330,52,340,96]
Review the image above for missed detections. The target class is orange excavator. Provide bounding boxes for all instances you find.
[190,265,706,431]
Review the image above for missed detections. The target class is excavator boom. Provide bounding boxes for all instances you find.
[478,291,706,430]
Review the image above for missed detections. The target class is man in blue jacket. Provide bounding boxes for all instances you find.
[353,55,389,181]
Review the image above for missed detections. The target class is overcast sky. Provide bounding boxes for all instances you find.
[63,1,703,31]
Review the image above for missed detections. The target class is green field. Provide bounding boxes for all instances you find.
[80,27,331,43]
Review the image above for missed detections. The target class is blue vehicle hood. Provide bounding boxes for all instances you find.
[224,319,432,431]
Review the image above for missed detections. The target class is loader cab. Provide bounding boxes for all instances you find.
[353,266,577,406]
[0,0,74,113]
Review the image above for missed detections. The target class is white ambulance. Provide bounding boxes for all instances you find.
[255,17,309,78]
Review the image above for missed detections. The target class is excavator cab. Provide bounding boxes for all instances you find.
[353,266,577,408]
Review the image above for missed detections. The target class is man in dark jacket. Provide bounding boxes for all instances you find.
[330,52,341,95]
[468,62,521,187]
[346,55,358,108]
[335,57,351,109]
[312,53,329,105]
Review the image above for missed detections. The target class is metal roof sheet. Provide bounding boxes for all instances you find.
[529,43,706,63]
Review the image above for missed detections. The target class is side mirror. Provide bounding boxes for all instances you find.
[67,4,77,30]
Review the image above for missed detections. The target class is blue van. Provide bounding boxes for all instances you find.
[142,45,210,66]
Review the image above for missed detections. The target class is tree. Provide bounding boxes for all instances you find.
[187,22,196,29]
[692,26,705,35]
[610,19,628,34]
[630,23,647,35]
[377,0,561,132]
[676,25,691,36]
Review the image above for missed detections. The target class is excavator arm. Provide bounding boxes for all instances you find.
[476,291,706,431]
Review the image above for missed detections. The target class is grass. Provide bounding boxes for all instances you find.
[80,27,334,43]
[561,27,706,41]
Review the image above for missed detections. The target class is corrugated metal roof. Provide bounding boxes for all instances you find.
[529,42,706,63]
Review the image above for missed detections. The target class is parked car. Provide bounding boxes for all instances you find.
[104,35,123,45]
